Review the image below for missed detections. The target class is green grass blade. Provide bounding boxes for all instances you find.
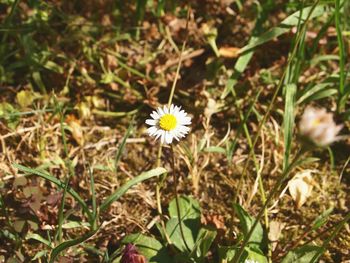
[335,0,345,95]
[115,119,134,175]
[310,212,350,263]
[221,1,280,99]
[135,0,147,39]
[56,104,75,243]
[88,166,97,229]
[239,4,327,54]
[221,45,255,99]
[100,167,167,212]
[283,84,297,170]
[26,233,53,248]
[49,229,98,263]
[297,82,334,104]
[226,87,262,162]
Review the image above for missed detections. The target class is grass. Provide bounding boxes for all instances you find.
[0,0,350,262]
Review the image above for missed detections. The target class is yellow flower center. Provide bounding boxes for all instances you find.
[312,118,321,127]
[159,114,177,131]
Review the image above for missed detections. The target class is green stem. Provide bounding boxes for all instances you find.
[156,5,191,219]
[56,105,75,244]
[167,7,190,107]
[335,0,345,96]
[156,143,164,215]
[171,144,191,252]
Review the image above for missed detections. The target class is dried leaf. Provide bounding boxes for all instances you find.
[219,46,240,58]
[288,170,315,209]
[268,221,285,251]
[13,176,27,188]
[75,102,91,119]
[66,115,85,146]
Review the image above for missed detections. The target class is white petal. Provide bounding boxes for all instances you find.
[150,111,160,120]
[165,132,173,144]
[179,125,190,133]
[163,105,169,114]
[145,119,157,126]
[178,116,191,125]
[157,107,164,116]
[170,130,180,141]
[169,104,175,114]
[155,130,163,139]
[147,126,158,135]
[160,132,165,143]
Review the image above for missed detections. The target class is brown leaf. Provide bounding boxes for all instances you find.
[205,214,225,230]
[219,46,240,58]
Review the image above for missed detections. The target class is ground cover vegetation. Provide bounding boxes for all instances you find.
[0,0,350,262]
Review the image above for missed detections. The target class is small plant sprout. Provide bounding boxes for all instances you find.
[299,106,343,147]
[146,104,191,144]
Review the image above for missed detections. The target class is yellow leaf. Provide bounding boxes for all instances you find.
[16,90,34,108]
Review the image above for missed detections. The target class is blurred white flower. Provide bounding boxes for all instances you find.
[146,104,191,144]
[299,106,342,147]
[244,260,259,263]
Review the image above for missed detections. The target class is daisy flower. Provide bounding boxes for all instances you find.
[299,106,342,147]
[146,104,191,144]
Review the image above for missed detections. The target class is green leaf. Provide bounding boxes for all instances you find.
[311,207,333,231]
[88,166,97,228]
[32,71,47,94]
[61,221,90,229]
[115,119,134,175]
[294,157,319,167]
[168,195,201,220]
[16,90,34,108]
[245,246,268,263]
[218,246,237,262]
[122,233,173,263]
[43,60,63,74]
[281,245,324,263]
[32,250,48,261]
[203,146,226,154]
[194,227,217,259]
[221,43,255,99]
[283,84,297,170]
[26,233,52,248]
[297,82,332,104]
[239,5,328,54]
[166,217,199,253]
[233,204,265,249]
[49,230,98,263]
[100,167,167,212]
[0,102,20,130]
[166,196,202,253]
